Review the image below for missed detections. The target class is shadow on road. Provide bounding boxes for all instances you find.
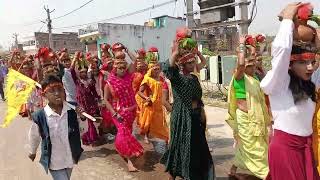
[213,154,234,165]
[134,150,162,172]
[209,138,234,149]
[80,147,118,161]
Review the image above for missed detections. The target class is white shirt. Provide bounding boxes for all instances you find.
[260,19,316,137]
[28,102,74,170]
[62,68,77,103]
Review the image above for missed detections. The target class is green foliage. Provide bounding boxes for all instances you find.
[262,56,272,71]
[179,38,197,50]
[202,48,216,56]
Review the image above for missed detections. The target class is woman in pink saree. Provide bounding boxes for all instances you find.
[103,44,143,172]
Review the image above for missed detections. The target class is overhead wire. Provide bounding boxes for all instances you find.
[52,0,94,20]
[53,0,176,30]
[248,0,257,26]
[9,0,93,28]
[38,23,46,32]
[172,0,177,16]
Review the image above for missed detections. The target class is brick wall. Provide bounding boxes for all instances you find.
[35,32,85,53]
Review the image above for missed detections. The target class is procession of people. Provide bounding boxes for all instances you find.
[3,2,320,180]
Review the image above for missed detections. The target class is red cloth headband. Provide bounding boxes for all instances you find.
[290,52,316,61]
[43,83,63,93]
[178,53,196,64]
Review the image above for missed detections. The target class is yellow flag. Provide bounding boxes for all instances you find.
[2,69,36,127]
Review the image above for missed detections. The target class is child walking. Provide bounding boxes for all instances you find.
[28,75,83,180]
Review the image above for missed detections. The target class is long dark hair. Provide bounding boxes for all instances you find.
[289,45,316,103]
[288,70,315,103]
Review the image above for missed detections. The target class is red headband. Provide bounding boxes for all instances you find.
[178,53,196,64]
[290,52,316,61]
[43,83,63,94]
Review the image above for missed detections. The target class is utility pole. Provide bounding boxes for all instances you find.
[235,0,249,35]
[186,0,195,28]
[12,33,19,48]
[44,5,55,49]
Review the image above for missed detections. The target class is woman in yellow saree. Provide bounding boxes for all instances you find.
[138,63,169,142]
[226,35,270,179]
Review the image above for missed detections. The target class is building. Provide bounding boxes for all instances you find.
[22,32,85,54]
[79,15,186,62]
[193,26,238,55]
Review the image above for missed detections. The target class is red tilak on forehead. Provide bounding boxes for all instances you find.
[290,53,316,61]
[43,83,63,93]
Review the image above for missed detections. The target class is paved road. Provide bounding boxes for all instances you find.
[0,101,235,180]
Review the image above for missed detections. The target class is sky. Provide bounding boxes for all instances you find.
[0,0,320,49]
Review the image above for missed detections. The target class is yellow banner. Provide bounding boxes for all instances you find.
[2,69,36,128]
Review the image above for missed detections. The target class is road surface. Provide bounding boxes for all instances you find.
[0,101,235,180]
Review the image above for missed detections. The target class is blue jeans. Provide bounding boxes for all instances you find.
[49,168,73,180]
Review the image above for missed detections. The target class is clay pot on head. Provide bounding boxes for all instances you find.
[176,27,192,41]
[293,21,315,43]
[293,4,315,43]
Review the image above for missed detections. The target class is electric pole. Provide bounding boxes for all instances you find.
[235,0,249,35]
[12,33,19,48]
[44,5,55,49]
[186,0,195,28]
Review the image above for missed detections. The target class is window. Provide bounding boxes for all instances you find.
[53,41,57,48]
[64,41,67,45]
[159,18,166,27]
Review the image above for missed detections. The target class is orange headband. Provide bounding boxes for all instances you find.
[43,83,63,93]
[291,53,316,61]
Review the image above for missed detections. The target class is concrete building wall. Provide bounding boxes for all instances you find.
[143,17,186,61]
[95,16,186,62]
[97,23,144,57]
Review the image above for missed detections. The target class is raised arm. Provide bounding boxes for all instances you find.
[70,52,79,70]
[260,20,294,94]
[234,36,247,80]
[195,50,207,72]
[260,3,304,95]
[169,41,179,67]
[124,48,137,74]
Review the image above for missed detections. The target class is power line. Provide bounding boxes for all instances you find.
[53,0,176,30]
[172,0,177,16]
[9,0,93,27]
[52,0,94,20]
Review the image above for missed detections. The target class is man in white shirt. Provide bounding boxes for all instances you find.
[28,75,83,180]
[59,50,77,106]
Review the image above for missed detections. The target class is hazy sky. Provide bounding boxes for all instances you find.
[0,0,319,48]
